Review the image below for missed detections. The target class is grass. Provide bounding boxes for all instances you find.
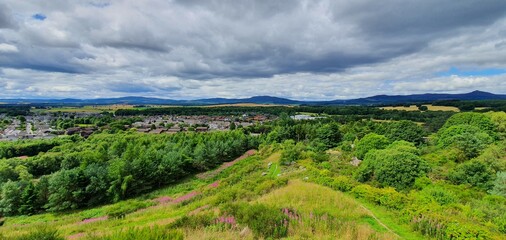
[381,104,460,112]
[355,199,426,240]
[0,151,421,240]
[256,180,399,239]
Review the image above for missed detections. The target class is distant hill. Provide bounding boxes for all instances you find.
[1,91,505,106]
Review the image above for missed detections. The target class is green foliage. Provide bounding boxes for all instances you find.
[489,172,506,197]
[448,160,495,190]
[351,184,407,210]
[280,140,304,165]
[356,145,429,190]
[106,200,153,219]
[170,212,215,229]
[0,137,72,159]
[354,133,390,159]
[315,122,342,148]
[0,130,258,216]
[13,226,64,240]
[222,203,289,239]
[88,226,184,240]
[441,112,495,135]
[0,180,22,216]
[438,125,493,159]
[382,120,426,144]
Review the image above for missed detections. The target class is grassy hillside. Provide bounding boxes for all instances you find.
[2,111,506,239]
[0,150,413,239]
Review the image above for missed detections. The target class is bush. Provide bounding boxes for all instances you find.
[106,200,153,219]
[89,226,184,240]
[222,203,288,239]
[354,133,389,159]
[448,160,495,190]
[15,226,64,240]
[356,148,430,190]
[351,184,406,210]
[489,171,506,197]
[170,212,215,229]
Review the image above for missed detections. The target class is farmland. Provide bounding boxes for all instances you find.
[380,104,460,112]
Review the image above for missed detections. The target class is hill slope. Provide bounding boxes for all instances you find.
[0,151,409,240]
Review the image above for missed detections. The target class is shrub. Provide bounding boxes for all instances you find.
[222,203,289,239]
[448,160,495,190]
[15,226,64,240]
[351,184,406,210]
[354,133,389,159]
[89,226,184,240]
[106,200,153,219]
[356,148,430,190]
[489,172,506,197]
[170,212,215,229]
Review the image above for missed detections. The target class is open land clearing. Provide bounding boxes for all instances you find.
[380,104,460,112]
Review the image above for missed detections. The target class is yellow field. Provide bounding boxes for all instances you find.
[380,104,459,112]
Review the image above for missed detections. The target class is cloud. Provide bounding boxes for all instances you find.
[0,43,18,53]
[0,1,505,99]
[0,4,16,29]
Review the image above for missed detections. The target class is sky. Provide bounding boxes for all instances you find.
[0,0,506,100]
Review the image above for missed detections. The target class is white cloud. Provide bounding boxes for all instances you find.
[0,43,18,53]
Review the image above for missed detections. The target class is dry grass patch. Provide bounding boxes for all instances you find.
[256,180,399,240]
[381,104,459,112]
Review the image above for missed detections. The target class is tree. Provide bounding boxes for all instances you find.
[280,140,304,165]
[438,125,493,160]
[356,148,429,190]
[354,133,389,159]
[230,122,236,130]
[0,180,22,216]
[384,120,426,144]
[489,172,506,197]
[316,122,342,148]
[46,169,87,212]
[448,160,495,190]
[418,105,428,111]
[19,181,37,215]
[441,112,495,136]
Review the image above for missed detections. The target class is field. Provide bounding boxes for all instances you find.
[380,104,460,112]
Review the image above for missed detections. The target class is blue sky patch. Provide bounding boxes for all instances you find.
[437,67,506,77]
[32,13,47,21]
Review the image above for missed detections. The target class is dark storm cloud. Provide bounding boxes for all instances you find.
[0,4,16,29]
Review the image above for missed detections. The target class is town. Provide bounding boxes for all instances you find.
[0,107,276,141]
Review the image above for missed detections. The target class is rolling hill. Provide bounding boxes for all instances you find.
[0,90,505,106]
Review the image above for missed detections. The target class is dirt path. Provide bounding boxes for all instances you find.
[196,149,257,179]
[359,205,400,238]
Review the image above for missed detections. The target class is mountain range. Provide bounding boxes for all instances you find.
[1,91,505,106]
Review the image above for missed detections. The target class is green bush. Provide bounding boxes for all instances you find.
[87,226,184,240]
[105,200,153,219]
[448,160,495,190]
[489,171,506,197]
[222,203,288,239]
[356,148,430,190]
[170,212,215,229]
[351,184,406,210]
[354,133,390,159]
[14,226,64,240]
